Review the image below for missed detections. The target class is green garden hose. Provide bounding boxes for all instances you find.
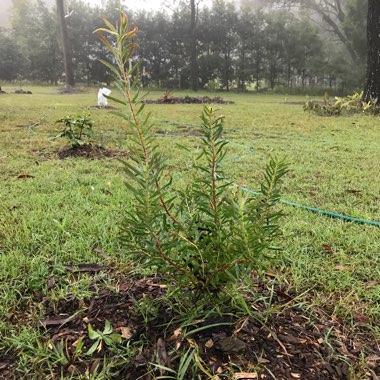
[156,118,380,228]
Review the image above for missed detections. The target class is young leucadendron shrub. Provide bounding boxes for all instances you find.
[96,12,288,298]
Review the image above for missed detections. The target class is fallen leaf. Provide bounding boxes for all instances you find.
[212,332,227,341]
[366,281,378,289]
[47,277,56,289]
[64,263,106,272]
[43,313,78,326]
[168,327,183,350]
[0,363,8,370]
[92,247,111,260]
[156,338,169,368]
[353,312,369,324]
[217,336,246,353]
[118,326,133,340]
[67,365,76,374]
[290,373,301,379]
[333,265,352,271]
[322,243,335,255]
[90,358,101,374]
[186,338,198,349]
[276,290,293,302]
[205,339,214,349]
[72,337,84,348]
[234,372,258,379]
[366,354,380,366]
[17,174,34,179]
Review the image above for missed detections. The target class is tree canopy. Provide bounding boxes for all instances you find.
[0,0,367,92]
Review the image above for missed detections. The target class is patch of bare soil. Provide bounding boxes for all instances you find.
[144,95,234,105]
[56,144,129,160]
[2,275,378,379]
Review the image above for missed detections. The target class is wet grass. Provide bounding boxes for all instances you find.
[0,85,379,377]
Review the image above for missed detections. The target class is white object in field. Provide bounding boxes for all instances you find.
[97,88,112,107]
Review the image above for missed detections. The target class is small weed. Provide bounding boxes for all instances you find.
[87,320,122,355]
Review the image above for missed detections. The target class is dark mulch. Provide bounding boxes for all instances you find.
[144,95,234,105]
[56,144,129,160]
[14,90,32,94]
[2,275,378,379]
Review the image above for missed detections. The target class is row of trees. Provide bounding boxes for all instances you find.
[0,0,370,93]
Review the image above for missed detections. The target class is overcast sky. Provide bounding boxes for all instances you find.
[86,0,214,11]
[0,0,240,27]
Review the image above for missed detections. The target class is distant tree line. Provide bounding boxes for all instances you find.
[0,0,366,93]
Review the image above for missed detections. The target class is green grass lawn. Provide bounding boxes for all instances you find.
[0,85,379,378]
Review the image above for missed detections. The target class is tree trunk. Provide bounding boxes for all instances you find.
[56,0,74,87]
[363,0,380,101]
[190,0,198,91]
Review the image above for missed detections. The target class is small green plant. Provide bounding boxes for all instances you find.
[304,91,379,116]
[55,113,94,147]
[132,294,160,324]
[161,89,174,102]
[96,12,287,301]
[87,320,122,355]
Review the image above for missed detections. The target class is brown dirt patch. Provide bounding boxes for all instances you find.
[2,276,378,379]
[56,144,129,160]
[144,95,234,105]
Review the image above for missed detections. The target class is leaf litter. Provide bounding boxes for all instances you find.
[1,276,379,379]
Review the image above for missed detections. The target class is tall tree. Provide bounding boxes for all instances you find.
[56,0,75,87]
[363,0,380,101]
[270,0,360,63]
[190,0,199,91]
[11,0,62,83]
[162,0,200,90]
[209,0,238,91]
[0,28,25,80]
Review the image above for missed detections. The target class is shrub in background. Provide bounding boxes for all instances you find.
[304,91,379,116]
[96,12,287,300]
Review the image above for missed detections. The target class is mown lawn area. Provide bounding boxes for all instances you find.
[0,86,379,379]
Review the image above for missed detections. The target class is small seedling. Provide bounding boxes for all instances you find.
[87,320,122,355]
[55,113,94,148]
